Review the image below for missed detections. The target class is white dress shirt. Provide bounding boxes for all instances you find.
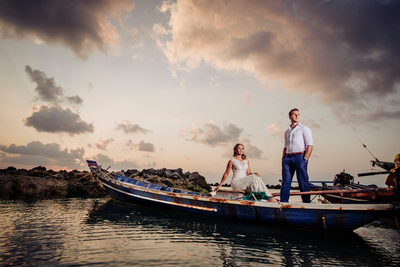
[284,123,313,154]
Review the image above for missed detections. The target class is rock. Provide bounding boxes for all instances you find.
[6,166,17,172]
[188,172,211,192]
[5,166,18,175]
[171,172,182,180]
[161,178,174,188]
[18,169,28,176]
[32,166,46,172]
[0,164,214,199]
[0,166,107,200]
[165,170,172,178]
[125,169,140,177]
[148,176,161,184]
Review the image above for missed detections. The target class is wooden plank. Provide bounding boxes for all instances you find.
[271,187,392,197]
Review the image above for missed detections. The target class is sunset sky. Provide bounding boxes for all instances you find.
[0,0,399,186]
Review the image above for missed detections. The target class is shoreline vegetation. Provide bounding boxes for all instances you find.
[0,166,291,200]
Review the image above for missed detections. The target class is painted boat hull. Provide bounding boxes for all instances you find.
[96,175,396,231]
[309,184,398,204]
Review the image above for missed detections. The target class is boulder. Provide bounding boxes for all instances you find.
[0,166,107,200]
[0,164,213,199]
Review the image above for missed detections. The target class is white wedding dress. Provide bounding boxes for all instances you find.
[230,158,272,196]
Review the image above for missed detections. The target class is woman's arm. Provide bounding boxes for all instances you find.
[215,160,233,191]
[246,160,260,176]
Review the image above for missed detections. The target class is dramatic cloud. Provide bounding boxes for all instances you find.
[94,153,140,170]
[116,121,151,134]
[24,105,94,135]
[0,141,84,169]
[0,0,134,59]
[25,65,84,105]
[158,0,400,121]
[181,122,243,147]
[126,140,155,152]
[25,65,63,102]
[95,138,115,150]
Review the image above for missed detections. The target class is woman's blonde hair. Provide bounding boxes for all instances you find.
[233,143,247,160]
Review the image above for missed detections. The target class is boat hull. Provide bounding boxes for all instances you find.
[98,176,394,231]
[309,184,397,204]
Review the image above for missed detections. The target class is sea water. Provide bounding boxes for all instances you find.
[0,198,399,266]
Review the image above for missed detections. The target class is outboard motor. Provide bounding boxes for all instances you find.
[333,171,354,187]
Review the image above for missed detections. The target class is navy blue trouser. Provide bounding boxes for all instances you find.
[280,154,310,203]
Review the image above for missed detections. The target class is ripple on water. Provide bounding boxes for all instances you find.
[1,198,400,266]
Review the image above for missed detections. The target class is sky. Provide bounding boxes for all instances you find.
[0,0,399,186]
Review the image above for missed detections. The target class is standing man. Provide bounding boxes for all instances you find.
[280,108,313,203]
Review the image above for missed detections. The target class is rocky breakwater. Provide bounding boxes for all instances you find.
[0,166,107,200]
[123,167,212,194]
[0,166,212,200]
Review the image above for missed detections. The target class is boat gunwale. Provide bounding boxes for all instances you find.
[98,174,396,212]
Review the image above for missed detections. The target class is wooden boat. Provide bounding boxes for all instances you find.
[307,171,398,204]
[308,184,397,203]
[87,160,398,231]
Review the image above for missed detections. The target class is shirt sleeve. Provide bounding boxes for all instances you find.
[303,126,313,146]
[284,129,289,148]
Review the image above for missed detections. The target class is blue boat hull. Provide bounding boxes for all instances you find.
[98,176,393,231]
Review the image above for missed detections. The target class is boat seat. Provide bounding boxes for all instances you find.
[215,189,245,199]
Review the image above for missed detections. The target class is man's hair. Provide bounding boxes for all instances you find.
[289,108,299,116]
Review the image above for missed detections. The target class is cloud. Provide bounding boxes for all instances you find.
[0,141,84,169]
[25,65,63,102]
[241,139,263,159]
[181,121,243,147]
[95,138,115,150]
[303,119,322,129]
[67,95,83,105]
[24,105,94,135]
[116,121,151,134]
[266,123,284,138]
[94,153,140,170]
[137,141,155,152]
[222,138,263,159]
[158,0,400,122]
[126,140,155,152]
[25,65,84,105]
[0,0,134,59]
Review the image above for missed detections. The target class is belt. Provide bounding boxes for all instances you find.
[286,152,304,156]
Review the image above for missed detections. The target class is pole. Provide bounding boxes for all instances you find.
[271,187,392,197]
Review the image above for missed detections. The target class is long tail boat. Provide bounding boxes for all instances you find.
[87,160,398,231]
[307,170,399,204]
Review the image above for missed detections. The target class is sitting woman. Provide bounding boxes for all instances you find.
[215,143,278,202]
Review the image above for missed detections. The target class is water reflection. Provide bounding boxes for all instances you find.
[87,199,399,266]
[1,199,398,266]
[0,199,96,266]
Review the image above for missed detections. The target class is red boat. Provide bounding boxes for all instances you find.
[306,169,398,204]
[281,186,397,204]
